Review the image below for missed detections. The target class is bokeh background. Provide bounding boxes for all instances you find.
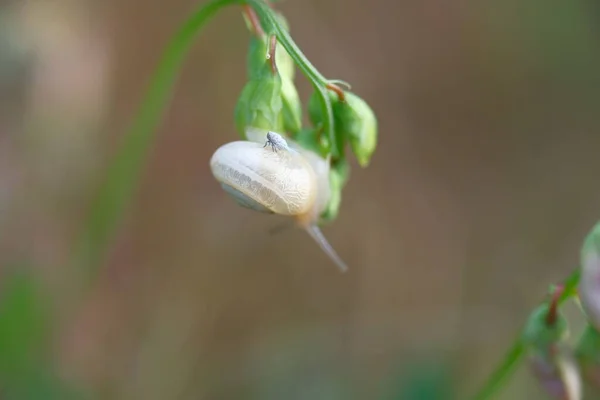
[1,0,600,399]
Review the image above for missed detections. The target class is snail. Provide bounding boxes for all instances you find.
[209,128,348,272]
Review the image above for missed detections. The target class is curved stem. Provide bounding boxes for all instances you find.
[246,0,340,158]
[246,0,326,83]
[74,0,240,274]
[471,267,581,400]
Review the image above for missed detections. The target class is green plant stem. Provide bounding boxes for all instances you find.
[73,0,240,274]
[472,340,525,400]
[471,267,581,400]
[246,0,340,158]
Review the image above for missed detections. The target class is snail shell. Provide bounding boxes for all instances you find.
[210,128,348,272]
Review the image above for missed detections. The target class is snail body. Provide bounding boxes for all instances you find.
[210,128,348,272]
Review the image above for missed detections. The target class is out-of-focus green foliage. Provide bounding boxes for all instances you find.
[0,270,84,399]
[381,359,454,400]
[0,269,48,381]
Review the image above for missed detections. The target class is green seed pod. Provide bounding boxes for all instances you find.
[234,46,283,136]
[307,90,378,167]
[579,222,600,332]
[523,298,582,399]
[575,325,600,390]
[523,304,568,348]
[335,92,378,167]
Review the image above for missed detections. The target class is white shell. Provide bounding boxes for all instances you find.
[245,127,332,220]
[210,141,316,216]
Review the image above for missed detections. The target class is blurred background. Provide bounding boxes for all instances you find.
[1,0,600,398]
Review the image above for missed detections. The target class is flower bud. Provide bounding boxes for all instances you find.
[579,222,600,332]
[523,296,582,399]
[307,90,378,167]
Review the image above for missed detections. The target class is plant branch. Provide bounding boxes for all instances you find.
[326,82,346,102]
[471,267,581,400]
[246,0,342,158]
[268,34,277,74]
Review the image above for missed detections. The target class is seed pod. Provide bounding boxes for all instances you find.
[523,303,568,349]
[308,90,378,167]
[341,92,378,167]
[523,293,582,400]
[579,222,600,332]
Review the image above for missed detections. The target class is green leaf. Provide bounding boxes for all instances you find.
[234,62,283,135]
[246,35,269,80]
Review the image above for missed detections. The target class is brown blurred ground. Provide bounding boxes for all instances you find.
[2,0,600,399]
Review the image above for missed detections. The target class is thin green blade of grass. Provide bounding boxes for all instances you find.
[73,0,240,274]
